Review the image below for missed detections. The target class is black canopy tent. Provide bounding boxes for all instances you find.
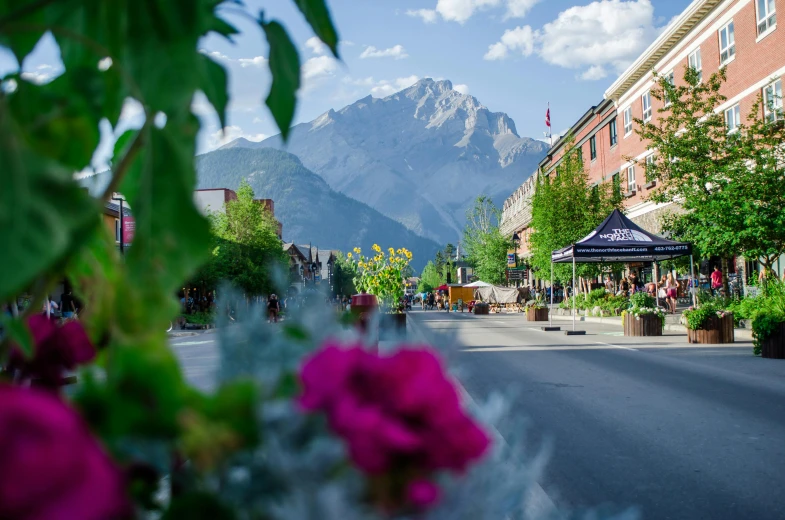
[549,209,695,331]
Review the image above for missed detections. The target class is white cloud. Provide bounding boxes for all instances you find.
[579,65,608,80]
[370,75,420,97]
[538,0,659,76]
[484,25,535,60]
[305,36,329,55]
[406,8,438,23]
[252,116,264,124]
[505,0,541,19]
[302,55,339,81]
[238,56,267,68]
[359,45,409,60]
[199,48,267,68]
[454,84,470,95]
[435,0,500,23]
[208,126,267,150]
[19,63,58,84]
[344,76,376,87]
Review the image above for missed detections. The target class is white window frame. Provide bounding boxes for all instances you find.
[589,135,597,161]
[756,0,776,38]
[688,48,702,83]
[664,71,675,107]
[609,118,617,147]
[763,78,783,122]
[718,21,736,66]
[645,155,656,182]
[623,106,633,136]
[725,103,741,133]
[115,218,121,243]
[642,91,652,123]
[627,165,636,192]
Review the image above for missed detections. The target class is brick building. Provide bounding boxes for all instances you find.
[500,0,785,282]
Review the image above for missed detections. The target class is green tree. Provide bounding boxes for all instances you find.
[529,137,620,289]
[637,68,785,286]
[205,180,286,296]
[462,196,509,286]
[332,252,357,298]
[418,260,443,292]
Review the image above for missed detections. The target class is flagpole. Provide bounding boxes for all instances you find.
[548,102,552,148]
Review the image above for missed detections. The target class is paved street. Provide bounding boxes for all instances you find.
[409,310,785,520]
[170,332,220,392]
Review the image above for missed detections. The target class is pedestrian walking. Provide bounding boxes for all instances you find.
[666,273,678,314]
[60,289,77,319]
[267,294,280,323]
[710,266,723,296]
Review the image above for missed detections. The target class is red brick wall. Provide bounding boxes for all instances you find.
[618,0,785,208]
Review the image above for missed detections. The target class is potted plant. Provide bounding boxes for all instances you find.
[525,294,549,321]
[682,301,734,344]
[737,280,785,358]
[349,245,412,333]
[622,292,665,336]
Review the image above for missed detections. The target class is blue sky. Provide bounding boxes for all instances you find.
[0,0,688,171]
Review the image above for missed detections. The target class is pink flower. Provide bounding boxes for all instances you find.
[298,341,491,477]
[0,385,130,520]
[7,315,96,391]
[406,479,441,508]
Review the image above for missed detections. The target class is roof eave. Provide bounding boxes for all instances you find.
[604,0,722,102]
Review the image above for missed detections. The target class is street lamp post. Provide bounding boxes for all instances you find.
[512,232,521,288]
[111,194,125,255]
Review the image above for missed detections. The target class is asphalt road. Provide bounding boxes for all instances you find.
[409,310,785,520]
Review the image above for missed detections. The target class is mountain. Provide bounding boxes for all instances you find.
[195,147,440,271]
[223,78,548,244]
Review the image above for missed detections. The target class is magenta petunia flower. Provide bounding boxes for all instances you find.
[0,385,130,520]
[406,479,441,508]
[298,340,491,506]
[6,315,96,391]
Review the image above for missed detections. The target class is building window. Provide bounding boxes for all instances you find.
[623,106,633,135]
[115,218,121,243]
[609,119,617,147]
[645,155,656,182]
[688,48,702,82]
[627,166,636,192]
[589,135,597,160]
[725,104,741,133]
[664,71,675,107]
[757,0,776,36]
[763,78,783,122]
[642,91,652,123]
[719,21,736,65]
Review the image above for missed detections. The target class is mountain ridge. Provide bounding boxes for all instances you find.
[222,78,548,243]
[195,147,440,271]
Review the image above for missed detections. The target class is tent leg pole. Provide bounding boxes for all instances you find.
[655,261,659,309]
[550,262,553,327]
[572,256,576,331]
[690,255,696,308]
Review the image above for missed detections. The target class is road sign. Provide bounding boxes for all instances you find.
[507,269,526,281]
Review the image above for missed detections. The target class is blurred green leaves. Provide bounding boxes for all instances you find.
[261,19,300,142]
[292,0,341,58]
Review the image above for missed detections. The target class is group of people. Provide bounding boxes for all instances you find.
[419,291,447,311]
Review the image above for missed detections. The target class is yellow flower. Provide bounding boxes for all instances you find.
[353,247,361,254]
[347,252,352,259]
[372,244,381,253]
[389,247,395,255]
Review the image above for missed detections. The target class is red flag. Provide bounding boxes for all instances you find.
[545,107,551,128]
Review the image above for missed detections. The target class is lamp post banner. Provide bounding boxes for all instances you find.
[123,216,135,245]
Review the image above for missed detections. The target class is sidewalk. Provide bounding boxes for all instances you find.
[548,311,753,340]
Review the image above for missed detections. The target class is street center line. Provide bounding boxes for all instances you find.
[172,340,215,346]
[594,341,638,351]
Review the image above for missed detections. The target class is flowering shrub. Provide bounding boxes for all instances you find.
[349,245,413,310]
[0,386,129,520]
[299,341,490,511]
[626,307,666,320]
[682,301,732,330]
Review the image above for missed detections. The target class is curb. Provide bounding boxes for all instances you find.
[549,314,753,340]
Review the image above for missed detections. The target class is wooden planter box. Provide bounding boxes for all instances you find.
[526,308,549,321]
[761,322,785,359]
[381,313,407,332]
[687,314,734,344]
[623,313,663,336]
